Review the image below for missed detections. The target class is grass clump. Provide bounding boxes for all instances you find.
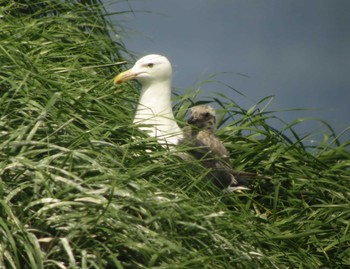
[1,1,350,268]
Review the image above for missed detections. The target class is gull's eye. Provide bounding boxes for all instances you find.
[147,63,154,68]
[204,112,211,118]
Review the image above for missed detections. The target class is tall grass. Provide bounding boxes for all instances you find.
[1,1,349,268]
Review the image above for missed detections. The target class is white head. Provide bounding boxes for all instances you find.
[113,54,182,145]
[114,54,172,87]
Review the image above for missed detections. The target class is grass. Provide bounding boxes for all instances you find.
[1,0,350,268]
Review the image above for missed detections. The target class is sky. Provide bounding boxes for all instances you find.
[106,0,350,144]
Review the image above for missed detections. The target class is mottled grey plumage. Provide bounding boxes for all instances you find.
[181,105,261,189]
[185,105,229,160]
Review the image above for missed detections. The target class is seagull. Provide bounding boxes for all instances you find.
[114,54,183,146]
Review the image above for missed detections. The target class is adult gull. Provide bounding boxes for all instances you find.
[114,54,183,146]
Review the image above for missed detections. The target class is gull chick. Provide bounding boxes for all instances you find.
[183,105,261,189]
[185,105,229,160]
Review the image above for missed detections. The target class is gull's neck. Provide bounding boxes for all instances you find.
[134,80,183,145]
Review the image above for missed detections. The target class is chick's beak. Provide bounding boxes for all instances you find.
[113,69,137,84]
[187,116,196,124]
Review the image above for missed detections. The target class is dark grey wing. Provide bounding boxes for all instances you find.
[196,131,229,161]
[179,127,269,189]
[178,132,236,188]
[178,129,214,161]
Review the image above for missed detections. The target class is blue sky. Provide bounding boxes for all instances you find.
[106,0,350,143]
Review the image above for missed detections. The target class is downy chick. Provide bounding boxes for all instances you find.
[182,105,262,189]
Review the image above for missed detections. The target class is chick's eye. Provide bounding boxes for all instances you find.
[204,112,210,118]
[147,63,154,68]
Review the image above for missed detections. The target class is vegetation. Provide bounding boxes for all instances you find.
[1,0,349,268]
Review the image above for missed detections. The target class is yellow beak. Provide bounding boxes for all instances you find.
[113,69,137,84]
